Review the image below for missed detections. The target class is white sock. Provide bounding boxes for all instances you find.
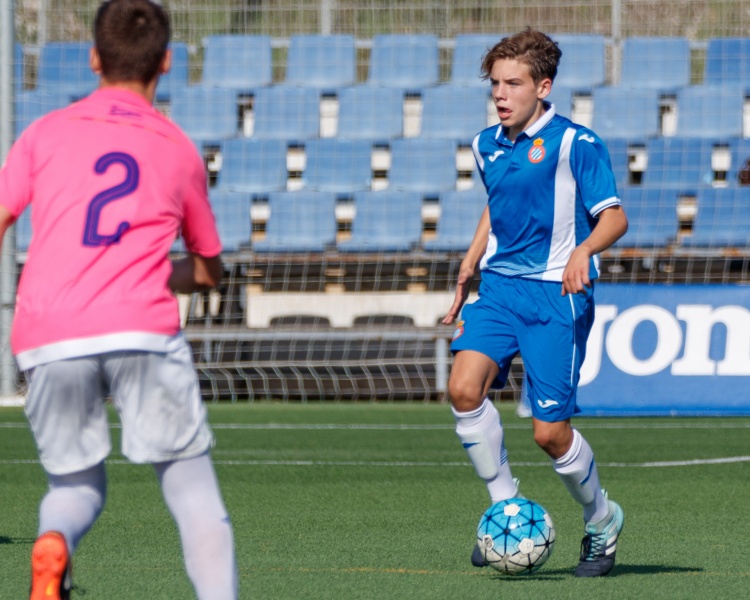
[38,462,107,554]
[553,429,609,524]
[155,453,237,600]
[453,398,518,503]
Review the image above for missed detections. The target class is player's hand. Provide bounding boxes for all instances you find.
[442,263,475,324]
[561,245,592,296]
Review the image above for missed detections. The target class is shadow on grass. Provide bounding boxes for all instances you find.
[0,535,36,545]
[489,564,703,580]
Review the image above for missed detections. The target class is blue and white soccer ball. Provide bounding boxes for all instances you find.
[476,498,555,575]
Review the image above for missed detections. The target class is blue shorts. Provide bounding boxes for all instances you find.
[450,271,595,422]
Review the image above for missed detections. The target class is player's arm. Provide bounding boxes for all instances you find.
[169,253,223,294]
[0,206,16,248]
[561,205,628,296]
[442,205,490,325]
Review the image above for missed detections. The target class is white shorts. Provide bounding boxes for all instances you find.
[24,334,214,475]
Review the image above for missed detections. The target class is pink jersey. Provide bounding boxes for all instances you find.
[0,87,222,370]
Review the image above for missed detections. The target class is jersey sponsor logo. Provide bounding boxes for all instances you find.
[452,320,465,341]
[578,133,596,143]
[488,150,505,162]
[528,138,545,163]
[537,399,559,408]
[109,105,142,118]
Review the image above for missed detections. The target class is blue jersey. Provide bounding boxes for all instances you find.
[472,105,620,282]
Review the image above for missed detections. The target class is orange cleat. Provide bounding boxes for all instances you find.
[30,531,71,600]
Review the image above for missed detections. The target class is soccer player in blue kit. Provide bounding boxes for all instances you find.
[442,29,628,577]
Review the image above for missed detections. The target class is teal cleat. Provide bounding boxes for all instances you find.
[574,499,624,577]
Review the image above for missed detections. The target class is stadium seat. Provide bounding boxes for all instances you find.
[251,85,320,141]
[285,34,356,91]
[388,138,458,194]
[155,42,189,103]
[704,37,750,90]
[215,138,289,193]
[253,191,338,253]
[619,37,691,91]
[15,43,23,93]
[602,138,633,189]
[13,210,32,252]
[367,34,439,91]
[729,138,750,185]
[301,138,373,193]
[423,189,487,252]
[338,191,423,252]
[209,190,252,251]
[14,90,71,138]
[685,187,750,247]
[170,86,239,146]
[641,138,717,188]
[450,34,504,87]
[674,86,744,139]
[591,87,660,141]
[336,86,404,140]
[200,34,272,92]
[419,85,490,141]
[37,42,98,98]
[553,34,606,90]
[613,187,680,248]
[547,85,574,119]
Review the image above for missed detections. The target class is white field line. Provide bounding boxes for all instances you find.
[2,456,750,468]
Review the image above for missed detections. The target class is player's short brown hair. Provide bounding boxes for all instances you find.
[481,28,562,84]
[94,0,170,84]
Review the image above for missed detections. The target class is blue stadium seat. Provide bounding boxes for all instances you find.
[156,42,190,103]
[302,139,372,193]
[591,87,660,141]
[388,138,458,194]
[14,90,71,138]
[200,35,272,92]
[547,85,574,119]
[451,34,504,87]
[619,37,691,92]
[338,191,423,253]
[553,34,606,90]
[729,138,750,185]
[419,85,489,141]
[675,86,744,139]
[13,210,32,252]
[602,138,635,189]
[614,187,680,248]
[37,42,98,98]
[704,37,750,90]
[685,188,750,247]
[252,85,320,141]
[170,86,239,146]
[253,191,338,253]
[15,43,23,93]
[641,138,717,188]
[336,86,403,140]
[209,190,252,251]
[367,34,439,91]
[216,138,288,193]
[285,34,356,91]
[423,189,487,252]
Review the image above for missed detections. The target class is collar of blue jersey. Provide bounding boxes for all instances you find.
[494,101,556,143]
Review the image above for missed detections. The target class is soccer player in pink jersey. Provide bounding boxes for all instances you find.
[0,1,237,598]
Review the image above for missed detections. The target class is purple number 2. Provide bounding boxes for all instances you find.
[82,152,139,247]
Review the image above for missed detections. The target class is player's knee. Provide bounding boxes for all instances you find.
[533,428,571,459]
[447,377,485,413]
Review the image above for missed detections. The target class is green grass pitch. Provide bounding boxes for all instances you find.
[1,403,749,599]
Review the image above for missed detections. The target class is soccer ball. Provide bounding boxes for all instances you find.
[476,498,555,575]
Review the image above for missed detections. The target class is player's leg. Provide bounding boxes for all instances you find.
[448,351,518,503]
[25,357,111,599]
[519,280,623,576]
[154,454,237,600]
[105,335,237,599]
